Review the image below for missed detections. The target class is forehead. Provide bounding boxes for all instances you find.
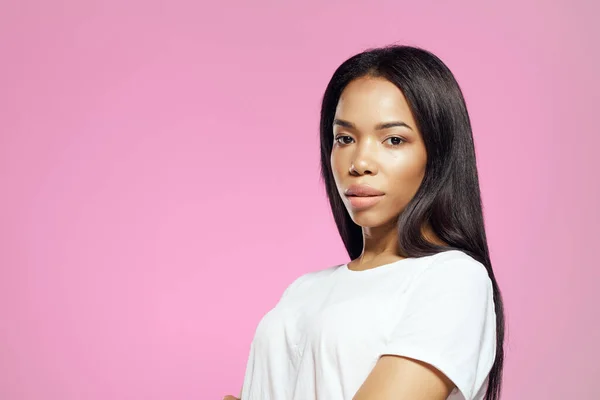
[334,76,414,121]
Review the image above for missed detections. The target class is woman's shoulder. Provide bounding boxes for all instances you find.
[415,249,492,293]
[288,263,342,286]
[278,263,343,301]
[425,249,489,276]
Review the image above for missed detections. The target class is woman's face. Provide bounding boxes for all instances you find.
[331,76,427,228]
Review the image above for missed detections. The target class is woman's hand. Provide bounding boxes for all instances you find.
[222,396,240,400]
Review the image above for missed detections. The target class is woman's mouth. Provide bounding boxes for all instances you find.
[346,195,384,210]
[344,184,385,210]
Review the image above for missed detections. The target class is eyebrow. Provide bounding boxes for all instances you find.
[333,118,413,131]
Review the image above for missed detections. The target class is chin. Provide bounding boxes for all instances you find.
[348,210,394,229]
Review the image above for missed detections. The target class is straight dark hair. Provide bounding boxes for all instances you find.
[319,45,505,400]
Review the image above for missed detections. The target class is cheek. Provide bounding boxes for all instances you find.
[330,150,346,180]
[386,155,426,195]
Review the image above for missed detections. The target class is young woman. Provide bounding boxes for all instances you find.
[224,44,505,400]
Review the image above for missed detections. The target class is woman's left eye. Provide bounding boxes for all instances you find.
[384,137,404,146]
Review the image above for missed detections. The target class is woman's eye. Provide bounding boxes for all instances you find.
[384,137,404,146]
[335,135,354,145]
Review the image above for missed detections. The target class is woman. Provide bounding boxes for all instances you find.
[224,44,505,400]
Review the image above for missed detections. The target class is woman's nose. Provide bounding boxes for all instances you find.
[349,142,378,176]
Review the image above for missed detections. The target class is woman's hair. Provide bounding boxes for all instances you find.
[319,45,505,400]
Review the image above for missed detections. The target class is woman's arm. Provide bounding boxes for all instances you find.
[353,355,454,400]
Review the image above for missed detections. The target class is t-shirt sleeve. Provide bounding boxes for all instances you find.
[381,255,497,400]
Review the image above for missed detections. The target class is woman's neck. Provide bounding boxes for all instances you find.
[348,220,446,271]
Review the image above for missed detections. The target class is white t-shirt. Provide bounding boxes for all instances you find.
[240,249,497,400]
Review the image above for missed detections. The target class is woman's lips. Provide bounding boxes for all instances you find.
[344,184,385,210]
[344,184,385,197]
[346,194,384,210]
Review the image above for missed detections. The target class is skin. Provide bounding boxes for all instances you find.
[225,76,452,400]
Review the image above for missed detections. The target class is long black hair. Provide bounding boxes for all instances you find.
[319,45,505,400]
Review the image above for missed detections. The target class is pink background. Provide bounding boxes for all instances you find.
[1,0,598,399]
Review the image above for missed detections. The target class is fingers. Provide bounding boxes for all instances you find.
[223,396,240,400]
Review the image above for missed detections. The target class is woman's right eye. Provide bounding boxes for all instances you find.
[335,135,354,145]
